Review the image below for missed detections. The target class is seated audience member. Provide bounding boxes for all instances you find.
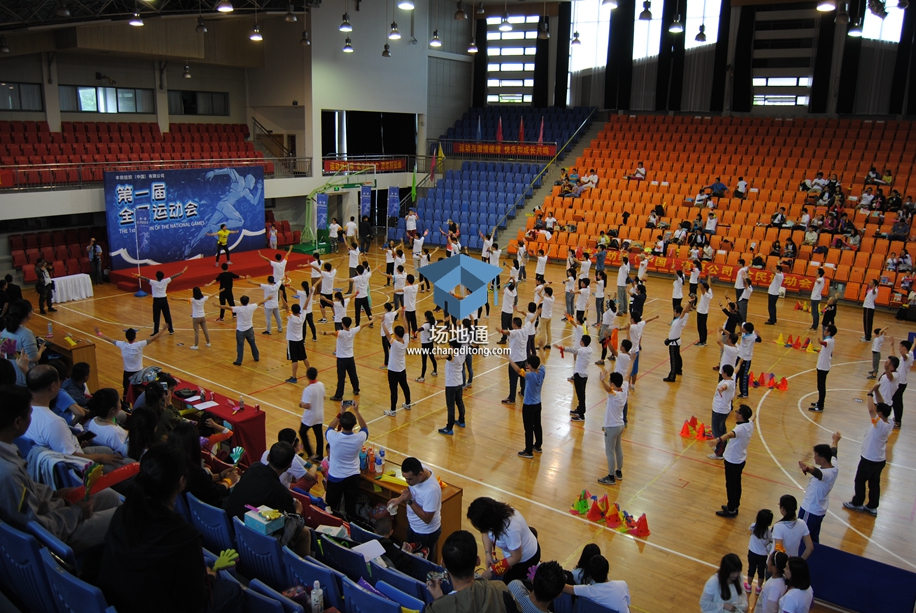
[558,179,574,197]
[62,362,92,408]
[224,441,310,556]
[99,444,243,613]
[23,365,120,465]
[553,168,568,186]
[704,177,728,198]
[690,229,708,248]
[783,238,797,259]
[904,195,915,213]
[597,230,610,248]
[899,251,913,272]
[258,428,315,488]
[534,214,545,230]
[887,190,903,212]
[751,252,766,268]
[585,168,599,188]
[571,544,601,585]
[817,188,835,208]
[704,212,718,234]
[799,172,826,193]
[734,177,748,200]
[769,240,783,257]
[624,162,647,181]
[691,214,704,232]
[47,359,88,425]
[858,187,876,209]
[507,561,566,612]
[702,245,715,261]
[798,207,811,228]
[890,217,910,241]
[568,167,580,183]
[770,208,787,228]
[838,214,856,236]
[647,212,659,229]
[865,166,880,184]
[872,188,887,211]
[881,168,894,185]
[562,555,630,613]
[127,407,160,461]
[0,384,121,554]
[168,422,239,508]
[835,229,863,251]
[562,182,587,199]
[825,173,840,192]
[86,388,131,457]
[689,246,700,261]
[672,226,688,245]
[651,235,665,256]
[544,213,557,231]
[822,213,839,234]
[425,530,516,613]
[886,252,899,272]
[694,190,711,208]
[803,226,819,247]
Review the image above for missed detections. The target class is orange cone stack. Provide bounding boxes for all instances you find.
[695,423,706,440]
[801,337,811,349]
[794,301,802,310]
[777,377,788,391]
[629,513,651,537]
[605,504,622,528]
[793,337,802,349]
[679,421,692,437]
[758,372,767,387]
[586,500,605,522]
[767,374,777,388]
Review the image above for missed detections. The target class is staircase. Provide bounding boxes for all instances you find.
[499,119,607,251]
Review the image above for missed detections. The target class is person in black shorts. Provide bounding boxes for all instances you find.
[206,263,241,321]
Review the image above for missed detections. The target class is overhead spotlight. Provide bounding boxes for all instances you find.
[398,0,415,9]
[196,16,207,33]
[499,12,512,30]
[129,12,144,26]
[455,1,467,19]
[430,29,442,47]
[0,36,9,53]
[343,37,354,52]
[836,3,849,22]
[817,0,836,11]
[216,0,233,12]
[848,19,863,35]
[285,5,298,22]
[389,21,402,39]
[538,21,549,39]
[602,0,618,6]
[340,13,352,32]
[56,2,71,18]
[250,23,263,40]
[300,30,311,45]
[467,37,478,53]
[476,2,485,13]
[571,31,581,45]
[695,24,706,41]
[669,14,684,32]
[382,43,392,56]
[639,0,652,20]
[183,63,192,79]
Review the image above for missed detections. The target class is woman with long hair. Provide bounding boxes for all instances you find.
[754,552,788,613]
[572,543,602,585]
[168,422,238,507]
[700,553,747,613]
[772,494,814,559]
[466,497,540,584]
[778,558,813,613]
[127,407,160,461]
[189,287,213,350]
[86,388,130,457]
[99,444,243,613]
[0,300,42,384]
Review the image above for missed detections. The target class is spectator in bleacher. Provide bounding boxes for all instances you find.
[784,238,797,260]
[568,167,580,183]
[899,251,912,272]
[99,444,244,613]
[904,195,915,213]
[562,182,587,199]
[35,259,56,314]
[886,252,899,272]
[865,166,880,184]
[699,553,747,613]
[769,207,787,228]
[887,189,902,212]
[584,168,599,189]
[425,529,516,613]
[734,177,748,200]
[881,168,894,185]
[87,237,103,284]
[822,213,839,235]
[825,173,839,192]
[890,217,910,241]
[554,167,568,186]
[534,214,545,231]
[702,245,714,262]
[692,214,704,232]
[652,235,665,256]
[798,172,827,194]
[4,274,22,303]
[467,496,541,584]
[561,554,631,613]
[672,226,688,246]
[811,214,824,230]
[624,162,647,181]
[769,240,782,257]
[872,188,887,211]
[689,246,700,261]
[690,229,708,249]
[858,187,875,209]
[545,212,557,231]
[798,207,811,228]
[694,189,711,208]
[647,211,659,229]
[705,212,718,235]
[704,177,728,198]
[839,213,857,236]
[62,362,92,408]
[167,422,237,508]
[507,561,566,612]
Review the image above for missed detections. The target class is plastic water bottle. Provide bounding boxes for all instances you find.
[238,395,245,410]
[310,580,323,613]
[46,322,53,338]
[359,447,368,471]
[378,448,386,474]
[374,454,382,475]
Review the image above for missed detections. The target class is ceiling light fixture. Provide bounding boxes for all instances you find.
[639,0,652,20]
[285,4,297,22]
[250,23,262,40]
[300,30,310,45]
[382,43,392,56]
[669,14,684,32]
[848,19,863,35]
[56,2,71,18]
[538,21,549,39]
[499,13,512,30]
[196,16,207,33]
[301,8,310,45]
[695,23,706,41]
[467,37,478,53]
[216,0,233,13]
[129,6,144,26]
[389,21,401,38]
[836,2,849,22]
[571,31,581,45]
[398,0,415,10]
[603,0,618,7]
[455,1,467,19]
[183,63,192,78]
[340,13,352,31]
[430,29,442,46]
[477,1,485,13]
[817,0,837,11]
[343,36,354,52]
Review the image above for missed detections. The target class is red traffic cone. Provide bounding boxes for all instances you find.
[757,372,767,387]
[785,335,794,347]
[793,337,802,349]
[801,337,811,349]
[679,421,692,437]
[748,371,755,384]
[777,377,788,391]
[695,423,706,439]
[767,374,777,388]
[586,500,605,522]
[794,301,801,311]
[629,513,651,537]
[689,415,698,429]
[605,503,622,527]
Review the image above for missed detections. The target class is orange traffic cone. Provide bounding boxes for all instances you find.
[586,500,605,522]
[689,415,698,429]
[695,423,706,439]
[793,337,802,349]
[629,513,651,537]
[767,374,777,388]
[794,301,802,311]
[777,377,788,391]
[679,421,692,437]
[597,494,610,516]
[605,504,622,528]
[785,335,794,346]
[748,371,754,385]
[758,372,767,387]
[801,337,811,349]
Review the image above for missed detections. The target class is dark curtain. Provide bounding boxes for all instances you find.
[472,18,488,107]
[345,111,383,156]
[532,17,550,108]
[554,2,571,107]
[656,0,686,111]
[836,0,863,114]
[321,110,337,157]
[709,0,732,112]
[890,4,916,114]
[731,6,755,113]
[381,113,416,155]
[605,0,635,110]
[809,13,836,113]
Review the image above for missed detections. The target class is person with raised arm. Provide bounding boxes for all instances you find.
[134,266,188,335]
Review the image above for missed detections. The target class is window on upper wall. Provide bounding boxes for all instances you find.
[0,82,43,111]
[59,85,155,113]
[862,8,905,42]
[684,0,720,50]
[633,0,666,60]
[167,90,230,116]
[485,15,538,103]
[569,1,614,73]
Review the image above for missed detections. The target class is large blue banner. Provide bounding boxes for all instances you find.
[387,186,400,217]
[360,185,371,218]
[316,193,328,230]
[104,166,265,270]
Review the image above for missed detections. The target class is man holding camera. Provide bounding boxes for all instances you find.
[326,401,368,519]
[425,530,518,613]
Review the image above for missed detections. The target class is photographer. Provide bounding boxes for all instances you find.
[425,530,517,613]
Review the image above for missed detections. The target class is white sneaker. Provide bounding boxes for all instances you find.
[402,403,412,410]
[415,377,425,382]
[190,345,199,350]
[384,409,397,417]
[206,343,211,347]
[707,454,724,460]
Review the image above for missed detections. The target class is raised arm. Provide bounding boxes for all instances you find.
[257,250,271,262]
[170,266,189,280]
[352,403,368,430]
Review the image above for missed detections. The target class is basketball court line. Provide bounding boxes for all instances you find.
[754,360,916,571]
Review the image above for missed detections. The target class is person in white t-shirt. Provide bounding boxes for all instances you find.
[188,287,213,350]
[557,335,593,421]
[663,301,693,383]
[809,268,826,330]
[285,304,309,384]
[616,256,631,315]
[798,432,841,542]
[843,385,894,516]
[94,326,165,397]
[535,249,549,283]
[230,295,261,365]
[861,279,879,342]
[258,245,293,305]
[497,316,529,404]
[764,265,784,325]
[773,495,813,559]
[696,281,713,346]
[317,262,337,323]
[246,275,283,335]
[383,324,412,416]
[699,554,747,613]
[778,558,814,613]
[714,404,753,517]
[892,338,912,428]
[389,457,443,554]
[325,401,368,518]
[467,497,541,584]
[597,370,628,486]
[562,554,630,613]
[754,552,788,613]
[535,286,555,350]
[809,325,836,412]
[345,216,358,241]
[709,364,736,460]
[135,266,188,335]
[328,219,342,253]
[323,316,362,400]
[298,367,325,461]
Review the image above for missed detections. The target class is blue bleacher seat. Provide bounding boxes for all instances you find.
[174,492,193,525]
[283,546,345,610]
[249,579,305,613]
[187,492,235,554]
[369,560,433,604]
[232,517,290,591]
[40,548,117,613]
[342,577,400,613]
[348,522,384,544]
[577,596,621,613]
[0,522,59,613]
[13,435,33,458]
[27,520,79,575]
[553,592,575,613]
[375,580,426,611]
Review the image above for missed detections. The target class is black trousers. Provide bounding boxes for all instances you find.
[326,474,361,519]
[522,403,543,452]
[672,298,682,311]
[37,284,53,312]
[501,543,540,585]
[697,313,708,344]
[304,313,317,340]
[666,342,682,379]
[500,312,512,342]
[215,244,231,262]
[404,310,418,335]
[388,369,411,411]
[737,298,748,323]
[354,297,372,327]
[573,373,587,416]
[420,342,437,377]
[299,422,324,460]
[851,456,887,509]
[385,262,394,285]
[816,368,828,409]
[218,291,235,319]
[152,297,173,333]
[811,299,820,328]
[892,383,907,424]
[444,385,466,428]
[767,294,778,323]
[863,307,875,340]
[737,359,752,397]
[508,361,527,399]
[724,459,746,512]
[382,336,391,366]
[334,357,360,397]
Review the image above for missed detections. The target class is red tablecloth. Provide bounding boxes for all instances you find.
[173,382,267,467]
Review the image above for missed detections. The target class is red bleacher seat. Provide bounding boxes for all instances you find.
[9,234,24,251]
[65,259,80,275]
[25,249,40,265]
[79,258,91,274]
[37,232,52,248]
[40,247,54,262]
[11,251,26,269]
[23,267,37,284]
[23,234,38,250]
[54,245,69,260]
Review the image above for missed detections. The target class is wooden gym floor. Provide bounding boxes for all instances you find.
[29,244,915,613]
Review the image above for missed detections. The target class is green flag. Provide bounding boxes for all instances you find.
[411,169,417,203]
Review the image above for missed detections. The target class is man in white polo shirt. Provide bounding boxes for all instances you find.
[94,326,165,398]
[323,316,362,401]
[798,431,841,542]
[616,256,630,316]
[844,385,894,516]
[326,401,368,519]
[135,266,188,335]
[734,259,749,322]
[557,335,593,422]
[714,404,753,518]
[247,275,283,335]
[231,295,261,365]
[390,456,442,556]
[764,265,784,325]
